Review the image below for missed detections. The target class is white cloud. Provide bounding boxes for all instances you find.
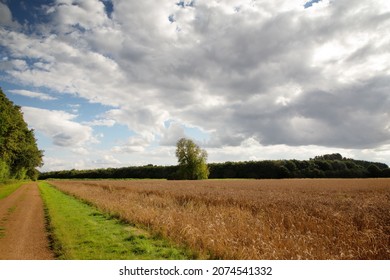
[105,106,169,140]
[0,2,20,28]
[71,147,89,156]
[21,107,94,147]
[83,119,115,127]
[92,155,121,166]
[53,0,109,31]
[0,3,12,25]
[1,0,390,168]
[111,135,151,154]
[9,89,57,100]
[160,122,186,146]
[40,157,68,171]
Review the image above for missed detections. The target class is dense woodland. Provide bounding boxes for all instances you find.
[39,153,390,180]
[0,88,43,181]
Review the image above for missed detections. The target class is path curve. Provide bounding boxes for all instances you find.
[0,182,54,260]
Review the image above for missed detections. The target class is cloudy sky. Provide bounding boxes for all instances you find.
[1,0,390,171]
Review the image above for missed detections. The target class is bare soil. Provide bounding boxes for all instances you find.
[0,182,53,260]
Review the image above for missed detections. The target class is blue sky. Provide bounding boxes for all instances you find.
[1,0,390,171]
[304,0,322,8]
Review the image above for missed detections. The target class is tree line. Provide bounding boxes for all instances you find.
[2,86,388,182]
[39,153,390,180]
[0,88,43,181]
[208,155,390,179]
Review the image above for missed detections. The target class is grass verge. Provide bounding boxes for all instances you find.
[38,182,194,260]
[0,182,23,199]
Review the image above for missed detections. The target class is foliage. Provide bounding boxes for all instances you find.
[368,164,381,177]
[175,138,209,180]
[209,154,388,179]
[39,165,179,180]
[381,168,390,177]
[0,88,43,181]
[39,153,390,180]
[0,182,23,199]
[312,153,343,161]
[0,159,10,181]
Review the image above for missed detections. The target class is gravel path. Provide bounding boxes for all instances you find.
[0,182,54,260]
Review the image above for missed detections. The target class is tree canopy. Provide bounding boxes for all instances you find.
[175,138,209,180]
[0,88,43,181]
[39,153,390,180]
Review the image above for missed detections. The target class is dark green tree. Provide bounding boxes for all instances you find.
[381,168,390,178]
[314,153,343,161]
[0,88,43,180]
[175,138,209,180]
[367,164,381,177]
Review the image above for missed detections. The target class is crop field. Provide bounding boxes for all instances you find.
[39,182,192,260]
[48,179,390,260]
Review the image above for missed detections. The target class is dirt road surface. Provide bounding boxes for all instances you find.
[0,183,53,260]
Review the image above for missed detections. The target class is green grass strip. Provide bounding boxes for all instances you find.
[0,182,23,200]
[39,182,193,260]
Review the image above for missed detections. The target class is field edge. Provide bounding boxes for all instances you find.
[38,181,197,260]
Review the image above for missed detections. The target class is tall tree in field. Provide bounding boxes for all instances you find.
[175,138,209,180]
[0,88,43,180]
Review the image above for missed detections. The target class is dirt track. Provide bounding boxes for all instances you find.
[0,183,53,260]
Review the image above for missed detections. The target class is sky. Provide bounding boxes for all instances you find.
[1,0,390,171]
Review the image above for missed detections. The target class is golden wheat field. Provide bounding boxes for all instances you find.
[48,179,390,260]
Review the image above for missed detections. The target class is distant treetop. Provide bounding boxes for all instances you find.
[312,153,343,161]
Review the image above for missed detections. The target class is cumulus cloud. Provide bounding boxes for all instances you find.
[104,106,169,140]
[1,0,390,167]
[53,0,109,31]
[92,155,121,166]
[0,2,12,25]
[9,89,57,100]
[83,119,115,127]
[160,122,186,146]
[111,135,151,154]
[22,106,94,147]
[0,2,20,28]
